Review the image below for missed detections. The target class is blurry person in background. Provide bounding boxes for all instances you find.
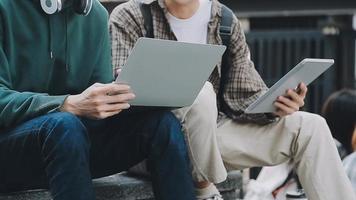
[245,89,356,199]
[322,89,356,192]
[322,89,356,154]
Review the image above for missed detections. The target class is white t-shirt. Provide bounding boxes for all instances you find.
[166,0,212,44]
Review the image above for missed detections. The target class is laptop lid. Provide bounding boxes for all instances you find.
[116,38,226,107]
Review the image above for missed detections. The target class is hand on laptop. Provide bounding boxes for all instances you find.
[274,83,308,117]
[61,83,135,119]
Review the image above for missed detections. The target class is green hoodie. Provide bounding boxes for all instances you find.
[0,0,113,128]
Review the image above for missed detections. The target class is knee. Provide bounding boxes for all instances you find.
[310,113,331,136]
[39,112,89,153]
[304,112,328,130]
[152,112,188,153]
[298,112,331,139]
[190,82,218,123]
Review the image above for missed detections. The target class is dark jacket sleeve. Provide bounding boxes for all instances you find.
[0,50,67,128]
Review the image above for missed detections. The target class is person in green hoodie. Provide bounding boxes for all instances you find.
[0,0,195,199]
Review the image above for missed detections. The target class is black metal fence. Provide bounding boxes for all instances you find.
[246,30,356,113]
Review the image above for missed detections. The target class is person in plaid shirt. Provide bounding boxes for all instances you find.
[109,0,355,199]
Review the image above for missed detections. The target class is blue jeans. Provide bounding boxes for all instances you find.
[0,111,195,200]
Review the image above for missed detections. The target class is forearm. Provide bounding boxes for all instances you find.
[0,88,68,128]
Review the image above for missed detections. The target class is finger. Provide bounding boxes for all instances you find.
[274,109,287,117]
[106,83,131,95]
[298,82,308,98]
[106,110,123,117]
[97,103,131,113]
[97,110,123,119]
[274,101,295,115]
[106,103,131,112]
[94,83,131,95]
[105,93,136,104]
[277,96,299,111]
[286,90,304,107]
[91,82,106,87]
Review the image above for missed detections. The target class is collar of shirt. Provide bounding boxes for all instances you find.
[141,0,222,20]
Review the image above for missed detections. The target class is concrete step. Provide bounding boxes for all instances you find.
[0,171,242,200]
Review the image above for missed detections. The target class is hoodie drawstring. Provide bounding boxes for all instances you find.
[49,16,54,60]
[48,11,69,72]
[65,10,69,72]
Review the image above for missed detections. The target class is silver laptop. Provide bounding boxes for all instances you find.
[116,38,226,107]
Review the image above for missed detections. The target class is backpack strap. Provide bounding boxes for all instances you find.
[219,5,234,49]
[139,2,154,38]
[218,5,234,113]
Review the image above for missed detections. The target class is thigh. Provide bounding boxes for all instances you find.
[172,81,216,122]
[0,115,55,192]
[217,112,306,170]
[82,110,176,178]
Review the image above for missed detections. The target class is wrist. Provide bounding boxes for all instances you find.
[60,95,80,116]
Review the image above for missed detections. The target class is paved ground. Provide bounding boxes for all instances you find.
[0,171,243,200]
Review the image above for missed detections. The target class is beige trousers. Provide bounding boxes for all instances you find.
[172,82,227,183]
[217,112,356,200]
[174,82,355,199]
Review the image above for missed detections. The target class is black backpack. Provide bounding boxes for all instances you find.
[139,2,234,113]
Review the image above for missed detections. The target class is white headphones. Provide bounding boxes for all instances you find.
[40,0,93,16]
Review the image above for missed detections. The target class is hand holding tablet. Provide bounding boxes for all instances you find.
[245,58,334,114]
[274,82,308,117]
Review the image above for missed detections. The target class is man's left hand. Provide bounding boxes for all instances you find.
[274,83,308,117]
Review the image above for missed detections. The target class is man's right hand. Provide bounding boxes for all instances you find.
[60,83,135,119]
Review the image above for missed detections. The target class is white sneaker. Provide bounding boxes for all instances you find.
[203,194,223,200]
[196,183,223,200]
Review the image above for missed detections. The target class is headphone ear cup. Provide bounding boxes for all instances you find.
[40,0,62,14]
[73,0,93,15]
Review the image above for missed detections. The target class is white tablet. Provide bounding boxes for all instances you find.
[245,58,334,114]
[116,38,226,107]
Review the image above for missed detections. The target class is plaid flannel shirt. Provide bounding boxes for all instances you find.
[109,0,276,124]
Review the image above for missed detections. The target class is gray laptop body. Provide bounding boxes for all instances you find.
[116,38,226,107]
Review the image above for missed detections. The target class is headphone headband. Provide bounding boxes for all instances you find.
[73,0,93,16]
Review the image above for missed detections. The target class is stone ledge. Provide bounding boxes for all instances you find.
[0,171,242,200]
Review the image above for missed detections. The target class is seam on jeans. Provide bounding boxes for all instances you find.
[8,117,55,141]
[7,128,42,139]
[38,120,57,154]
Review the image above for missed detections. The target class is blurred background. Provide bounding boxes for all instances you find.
[102,0,356,115]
